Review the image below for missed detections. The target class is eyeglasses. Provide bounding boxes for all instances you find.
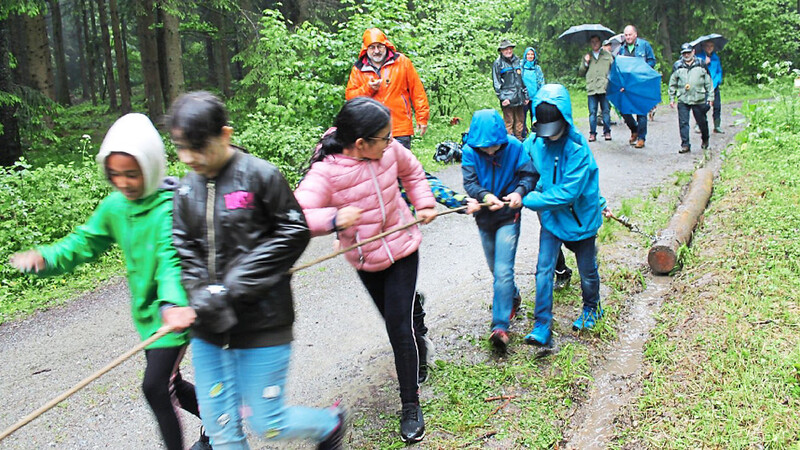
[367,134,392,143]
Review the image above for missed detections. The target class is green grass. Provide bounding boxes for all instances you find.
[613,88,800,447]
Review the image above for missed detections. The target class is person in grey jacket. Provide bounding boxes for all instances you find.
[669,43,713,154]
[492,39,528,140]
[579,35,614,141]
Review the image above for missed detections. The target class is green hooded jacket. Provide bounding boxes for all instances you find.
[668,58,713,105]
[36,113,188,349]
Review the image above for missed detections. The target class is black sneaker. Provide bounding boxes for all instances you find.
[189,428,212,450]
[554,268,572,291]
[400,403,425,443]
[317,404,347,450]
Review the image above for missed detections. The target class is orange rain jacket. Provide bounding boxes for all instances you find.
[346,28,429,138]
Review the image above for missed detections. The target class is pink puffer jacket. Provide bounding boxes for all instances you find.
[295,140,435,272]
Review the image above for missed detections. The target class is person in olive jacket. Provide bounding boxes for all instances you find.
[669,43,713,154]
[579,35,614,142]
[492,39,528,140]
[169,91,345,449]
[9,113,207,450]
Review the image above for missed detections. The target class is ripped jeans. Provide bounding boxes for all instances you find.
[191,339,339,449]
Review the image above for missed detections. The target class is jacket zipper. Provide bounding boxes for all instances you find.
[569,205,583,227]
[206,181,217,283]
[553,156,559,184]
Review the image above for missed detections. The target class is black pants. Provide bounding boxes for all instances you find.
[143,346,200,450]
[678,102,709,149]
[358,251,420,405]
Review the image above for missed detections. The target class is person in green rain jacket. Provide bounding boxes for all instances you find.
[9,113,209,450]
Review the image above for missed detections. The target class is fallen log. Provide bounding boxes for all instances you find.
[648,168,714,274]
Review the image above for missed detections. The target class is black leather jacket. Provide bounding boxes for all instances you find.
[173,150,310,348]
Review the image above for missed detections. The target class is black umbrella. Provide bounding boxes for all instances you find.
[558,24,615,45]
[690,33,728,52]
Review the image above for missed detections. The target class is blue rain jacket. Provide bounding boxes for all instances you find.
[462,109,536,230]
[617,37,656,68]
[699,50,723,89]
[521,47,545,101]
[522,84,607,241]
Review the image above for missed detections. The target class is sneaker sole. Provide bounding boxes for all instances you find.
[400,430,426,443]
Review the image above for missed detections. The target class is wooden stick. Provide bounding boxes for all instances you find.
[0,326,174,442]
[487,397,512,418]
[288,202,497,274]
[484,394,517,402]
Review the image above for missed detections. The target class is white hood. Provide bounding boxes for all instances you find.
[96,113,166,199]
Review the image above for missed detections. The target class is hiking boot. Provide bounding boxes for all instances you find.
[554,268,572,291]
[701,140,709,150]
[635,139,645,149]
[572,305,604,331]
[588,133,596,142]
[417,334,434,384]
[679,146,690,154]
[510,292,522,320]
[628,133,638,145]
[317,404,348,450]
[400,403,425,443]
[523,323,551,347]
[489,329,510,353]
[713,127,724,134]
[604,132,612,141]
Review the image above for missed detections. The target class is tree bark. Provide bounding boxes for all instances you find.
[8,13,28,86]
[48,0,71,105]
[96,0,118,110]
[160,8,185,107]
[656,3,673,67]
[211,8,231,96]
[88,0,105,101]
[80,0,97,104]
[136,0,164,121]
[0,18,22,167]
[73,0,91,101]
[108,0,131,113]
[21,12,55,100]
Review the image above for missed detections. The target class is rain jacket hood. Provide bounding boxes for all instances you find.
[522,47,539,67]
[97,113,166,200]
[532,84,575,130]
[465,109,509,149]
[521,47,545,100]
[358,28,397,59]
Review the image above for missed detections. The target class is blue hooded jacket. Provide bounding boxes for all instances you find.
[521,47,545,101]
[522,84,607,241]
[699,50,723,89]
[462,109,536,230]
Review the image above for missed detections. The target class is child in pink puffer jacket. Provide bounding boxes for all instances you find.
[294,97,436,444]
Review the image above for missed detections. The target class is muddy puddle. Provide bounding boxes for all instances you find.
[564,276,671,449]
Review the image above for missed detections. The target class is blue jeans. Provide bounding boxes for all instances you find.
[622,113,647,140]
[191,339,339,449]
[478,219,521,332]
[588,94,611,135]
[534,228,600,329]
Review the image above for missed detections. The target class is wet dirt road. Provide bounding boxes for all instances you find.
[0,103,744,449]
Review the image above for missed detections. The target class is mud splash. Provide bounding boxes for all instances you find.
[564,276,671,449]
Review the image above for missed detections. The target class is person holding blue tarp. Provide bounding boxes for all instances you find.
[617,25,656,149]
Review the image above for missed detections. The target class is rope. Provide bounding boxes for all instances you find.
[0,326,174,442]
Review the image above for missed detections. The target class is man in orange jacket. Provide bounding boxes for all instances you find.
[346,28,429,149]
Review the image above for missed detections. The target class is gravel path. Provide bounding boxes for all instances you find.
[0,102,743,449]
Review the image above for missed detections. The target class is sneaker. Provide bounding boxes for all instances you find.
[489,329,510,353]
[635,139,645,149]
[588,133,596,142]
[510,292,522,320]
[603,132,611,141]
[694,124,701,134]
[523,323,551,347]
[417,334,434,384]
[317,403,348,450]
[554,268,572,291]
[628,133,638,145]
[400,403,425,443]
[701,140,709,150]
[572,305,604,331]
[713,127,724,134]
[679,146,690,154]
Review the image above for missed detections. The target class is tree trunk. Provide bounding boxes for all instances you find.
[73,0,91,101]
[8,13,28,86]
[80,0,97,104]
[211,8,231,96]
[96,0,118,111]
[108,0,131,113]
[160,8,185,107]
[21,12,55,100]
[88,0,105,101]
[48,0,71,105]
[136,0,164,121]
[0,18,22,167]
[205,33,217,87]
[656,3,673,67]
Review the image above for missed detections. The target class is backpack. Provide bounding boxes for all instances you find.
[433,141,462,164]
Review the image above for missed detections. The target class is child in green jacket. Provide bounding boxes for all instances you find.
[9,113,208,450]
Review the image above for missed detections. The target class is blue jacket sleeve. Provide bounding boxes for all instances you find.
[645,42,656,68]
